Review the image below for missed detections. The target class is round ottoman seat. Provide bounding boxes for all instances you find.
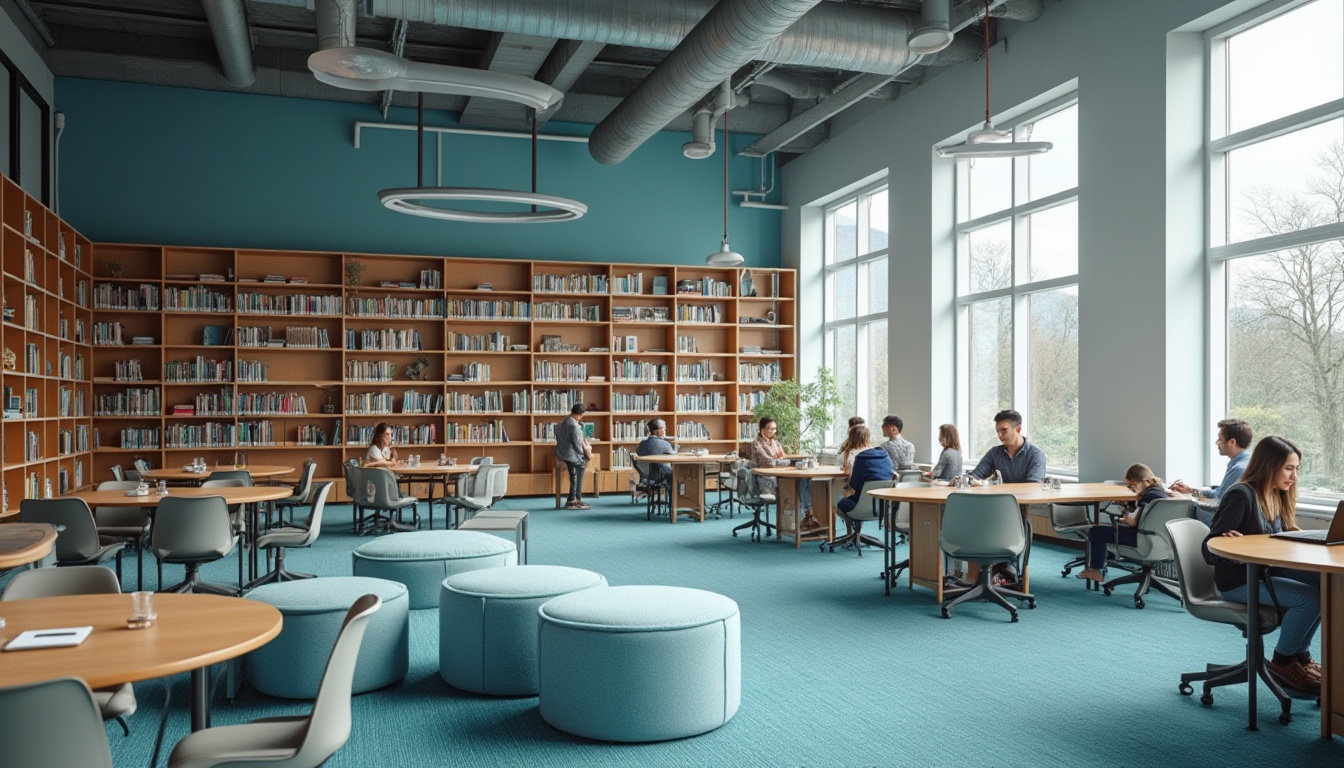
[245,576,409,699]
[352,531,516,609]
[537,585,741,742]
[440,565,608,695]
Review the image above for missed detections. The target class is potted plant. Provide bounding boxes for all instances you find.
[750,367,842,454]
[107,261,124,278]
[345,257,365,288]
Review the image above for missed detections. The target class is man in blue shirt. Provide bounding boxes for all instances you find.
[1170,418,1251,525]
[968,409,1047,484]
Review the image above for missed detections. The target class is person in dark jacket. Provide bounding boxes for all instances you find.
[837,426,895,515]
[1077,463,1170,583]
[1201,435,1321,695]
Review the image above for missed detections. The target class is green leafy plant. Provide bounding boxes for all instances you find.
[345,257,365,287]
[107,261,123,278]
[751,367,842,453]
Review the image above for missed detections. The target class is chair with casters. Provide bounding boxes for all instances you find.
[343,459,363,534]
[825,481,894,555]
[896,469,924,483]
[1165,518,1296,723]
[352,466,419,535]
[443,464,509,528]
[92,480,153,591]
[19,498,125,582]
[0,677,113,768]
[246,482,332,589]
[1100,498,1190,608]
[2,566,139,737]
[272,458,317,529]
[201,476,255,549]
[167,594,383,768]
[110,464,126,481]
[634,461,671,520]
[938,492,1036,622]
[150,495,242,595]
[1051,502,1095,579]
[730,463,776,542]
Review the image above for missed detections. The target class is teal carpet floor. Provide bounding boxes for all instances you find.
[10,495,1344,767]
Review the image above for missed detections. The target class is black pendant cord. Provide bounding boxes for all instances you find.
[416,92,424,187]
[531,107,538,212]
[722,108,730,243]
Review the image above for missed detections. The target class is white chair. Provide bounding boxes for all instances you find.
[167,594,383,768]
[246,482,332,588]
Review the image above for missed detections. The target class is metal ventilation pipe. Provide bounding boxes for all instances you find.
[908,0,953,54]
[682,81,744,159]
[589,0,822,165]
[201,0,256,87]
[316,0,358,50]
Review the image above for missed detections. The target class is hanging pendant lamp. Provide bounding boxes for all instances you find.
[707,108,745,266]
[936,0,1052,159]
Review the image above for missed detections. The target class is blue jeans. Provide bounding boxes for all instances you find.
[1220,568,1321,656]
[565,461,585,503]
[1085,524,1136,570]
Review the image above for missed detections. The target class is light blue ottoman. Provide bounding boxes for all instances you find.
[440,565,607,695]
[537,585,741,742]
[245,576,409,699]
[352,531,516,609]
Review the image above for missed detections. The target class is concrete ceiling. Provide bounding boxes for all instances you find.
[3,0,1044,161]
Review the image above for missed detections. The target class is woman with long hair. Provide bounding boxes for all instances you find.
[838,423,874,473]
[1077,463,1169,583]
[925,424,963,481]
[1202,435,1321,694]
[363,422,398,467]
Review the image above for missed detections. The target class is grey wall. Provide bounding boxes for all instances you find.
[781,0,1266,482]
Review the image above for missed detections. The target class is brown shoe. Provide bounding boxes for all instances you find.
[1302,658,1323,680]
[800,514,821,530]
[1268,659,1322,695]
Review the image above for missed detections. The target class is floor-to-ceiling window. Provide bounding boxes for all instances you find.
[0,47,50,202]
[1210,0,1344,502]
[822,183,889,443]
[951,100,1080,473]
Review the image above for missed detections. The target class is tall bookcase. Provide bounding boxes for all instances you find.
[1,174,96,518]
[89,244,796,497]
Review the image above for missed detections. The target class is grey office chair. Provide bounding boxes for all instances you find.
[895,469,924,483]
[1051,502,1094,579]
[343,459,363,534]
[1165,518,1294,723]
[167,594,382,768]
[2,566,138,737]
[938,492,1036,622]
[150,495,241,595]
[246,482,332,588]
[0,677,113,768]
[1101,498,1190,608]
[730,463,776,542]
[19,498,125,582]
[352,466,418,535]
[826,480,894,555]
[93,479,153,590]
[443,464,509,528]
[273,458,317,529]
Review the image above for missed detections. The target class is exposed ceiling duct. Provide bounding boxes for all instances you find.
[200,0,256,87]
[589,0,823,165]
[314,0,357,50]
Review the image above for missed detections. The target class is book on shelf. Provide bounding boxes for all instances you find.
[165,273,195,281]
[264,275,286,283]
[202,325,227,346]
[131,336,156,345]
[476,283,493,291]
[652,276,668,295]
[288,276,308,284]
[379,281,398,288]
[170,405,196,415]
[199,274,227,282]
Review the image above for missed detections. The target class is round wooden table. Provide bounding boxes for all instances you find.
[0,593,281,731]
[633,454,735,523]
[868,482,1136,600]
[753,466,848,546]
[0,523,58,570]
[1207,534,1344,737]
[142,464,295,482]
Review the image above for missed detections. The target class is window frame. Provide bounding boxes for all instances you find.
[952,96,1081,476]
[0,45,51,204]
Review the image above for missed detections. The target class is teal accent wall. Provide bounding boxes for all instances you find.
[55,78,781,266]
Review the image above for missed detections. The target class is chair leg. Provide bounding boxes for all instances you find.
[941,567,1035,622]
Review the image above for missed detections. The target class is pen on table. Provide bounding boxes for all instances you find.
[33,631,78,637]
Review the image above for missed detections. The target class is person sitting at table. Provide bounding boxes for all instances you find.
[925,423,964,481]
[1077,463,1171,583]
[363,422,398,467]
[879,414,915,471]
[836,426,894,514]
[750,417,815,527]
[1202,435,1321,695]
[968,409,1047,484]
[1170,418,1252,525]
[635,418,677,483]
[838,422,871,473]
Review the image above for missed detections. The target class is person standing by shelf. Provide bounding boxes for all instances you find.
[363,422,398,467]
[556,404,592,510]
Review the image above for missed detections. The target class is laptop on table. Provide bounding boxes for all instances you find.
[1272,501,1344,545]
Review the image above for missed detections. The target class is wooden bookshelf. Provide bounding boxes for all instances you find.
[89,245,796,498]
[1,174,96,517]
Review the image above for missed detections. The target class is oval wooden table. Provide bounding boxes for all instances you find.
[142,464,295,482]
[752,466,849,547]
[0,592,282,731]
[0,523,58,570]
[1207,534,1344,738]
[385,463,479,528]
[868,482,1137,601]
[633,454,735,523]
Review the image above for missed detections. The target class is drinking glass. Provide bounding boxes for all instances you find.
[235,451,248,469]
[128,591,156,629]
